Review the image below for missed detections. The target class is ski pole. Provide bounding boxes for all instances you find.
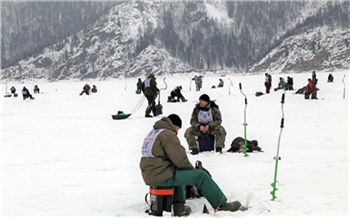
[342,74,346,99]
[270,92,285,201]
[239,83,248,157]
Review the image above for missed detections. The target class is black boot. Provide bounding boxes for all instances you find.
[173,202,191,216]
[190,148,199,155]
[216,147,222,153]
[218,201,242,212]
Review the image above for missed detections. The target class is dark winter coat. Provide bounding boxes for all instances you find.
[312,71,317,80]
[265,74,272,86]
[218,79,224,87]
[10,86,16,94]
[91,85,97,93]
[140,117,194,186]
[83,84,91,92]
[142,75,159,97]
[137,79,143,90]
[22,87,30,96]
[328,74,334,82]
[190,101,222,130]
[171,86,182,96]
[34,85,40,93]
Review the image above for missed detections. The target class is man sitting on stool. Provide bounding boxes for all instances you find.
[140,114,243,216]
[184,94,226,154]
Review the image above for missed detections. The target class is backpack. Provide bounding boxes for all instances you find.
[185,161,211,199]
[227,137,262,153]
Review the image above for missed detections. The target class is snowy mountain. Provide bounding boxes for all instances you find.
[250,27,350,73]
[1,0,349,81]
[0,1,120,68]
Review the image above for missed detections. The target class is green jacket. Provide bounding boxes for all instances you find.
[190,101,222,130]
[140,117,194,186]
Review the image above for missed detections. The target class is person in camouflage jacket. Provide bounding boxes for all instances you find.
[142,74,159,117]
[140,114,243,215]
[184,94,227,154]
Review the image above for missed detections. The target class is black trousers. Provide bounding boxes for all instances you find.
[145,95,156,116]
[170,91,186,102]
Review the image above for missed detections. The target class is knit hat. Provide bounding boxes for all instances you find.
[168,114,182,128]
[199,94,210,103]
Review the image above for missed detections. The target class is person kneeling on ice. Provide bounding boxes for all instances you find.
[140,114,243,216]
[22,86,34,100]
[305,78,319,99]
[168,86,187,102]
[184,94,227,155]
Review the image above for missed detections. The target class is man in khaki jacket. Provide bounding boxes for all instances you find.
[140,114,242,216]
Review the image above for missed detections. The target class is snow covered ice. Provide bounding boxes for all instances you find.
[1,70,348,217]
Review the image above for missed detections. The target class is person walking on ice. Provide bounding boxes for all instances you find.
[142,74,159,118]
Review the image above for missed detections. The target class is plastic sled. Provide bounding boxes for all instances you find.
[112,111,131,120]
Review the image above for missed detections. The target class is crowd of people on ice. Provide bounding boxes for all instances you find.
[263,70,334,100]
[5,85,38,100]
[138,70,338,216]
[5,70,336,216]
[5,83,101,100]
